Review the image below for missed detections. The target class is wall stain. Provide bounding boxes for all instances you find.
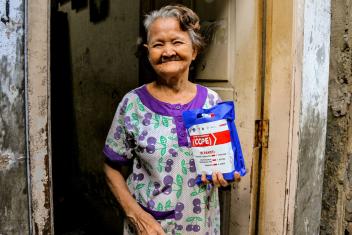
[316,44,326,65]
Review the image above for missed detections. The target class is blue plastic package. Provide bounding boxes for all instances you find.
[182,101,246,184]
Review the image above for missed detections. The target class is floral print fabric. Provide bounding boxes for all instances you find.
[103,84,222,234]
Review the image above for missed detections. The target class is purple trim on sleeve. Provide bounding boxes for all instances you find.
[103,145,131,165]
[139,203,175,220]
[135,84,207,146]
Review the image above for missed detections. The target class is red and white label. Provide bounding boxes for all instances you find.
[190,130,231,147]
[188,119,234,174]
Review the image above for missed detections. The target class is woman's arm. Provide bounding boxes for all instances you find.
[104,163,165,235]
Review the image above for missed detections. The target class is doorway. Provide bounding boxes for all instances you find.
[50,1,140,234]
[49,0,262,234]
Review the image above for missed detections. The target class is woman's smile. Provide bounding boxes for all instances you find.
[160,55,181,64]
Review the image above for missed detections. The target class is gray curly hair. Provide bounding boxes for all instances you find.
[144,5,205,52]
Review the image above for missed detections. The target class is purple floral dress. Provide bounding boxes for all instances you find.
[103,84,222,235]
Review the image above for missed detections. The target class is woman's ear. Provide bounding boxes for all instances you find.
[144,44,149,56]
[192,48,198,60]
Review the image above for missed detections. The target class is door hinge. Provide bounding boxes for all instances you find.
[254,120,269,148]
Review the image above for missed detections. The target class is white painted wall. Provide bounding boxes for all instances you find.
[292,0,331,233]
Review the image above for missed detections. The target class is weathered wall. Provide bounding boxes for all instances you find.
[52,1,139,233]
[292,0,331,234]
[321,0,352,234]
[0,0,29,233]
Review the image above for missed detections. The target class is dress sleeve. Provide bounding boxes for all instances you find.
[215,94,222,104]
[103,96,135,165]
[206,88,223,106]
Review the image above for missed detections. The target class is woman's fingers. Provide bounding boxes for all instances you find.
[130,211,166,235]
[212,172,220,187]
[140,227,164,235]
[234,171,241,182]
[139,226,165,235]
[201,172,210,184]
[212,172,221,187]
[156,227,166,235]
[203,172,239,186]
[216,172,229,187]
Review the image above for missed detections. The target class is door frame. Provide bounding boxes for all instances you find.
[26,0,53,233]
[25,0,331,234]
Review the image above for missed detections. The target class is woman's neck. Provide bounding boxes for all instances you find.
[154,77,190,92]
[147,80,197,104]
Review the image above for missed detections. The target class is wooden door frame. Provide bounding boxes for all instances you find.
[26,0,53,233]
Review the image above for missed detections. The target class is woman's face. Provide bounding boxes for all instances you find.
[146,17,197,79]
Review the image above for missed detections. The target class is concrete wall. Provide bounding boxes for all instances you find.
[0,0,29,233]
[321,0,352,234]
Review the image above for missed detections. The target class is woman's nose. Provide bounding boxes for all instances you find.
[162,44,176,57]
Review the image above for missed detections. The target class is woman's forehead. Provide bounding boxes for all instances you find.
[148,18,189,40]
[149,17,181,32]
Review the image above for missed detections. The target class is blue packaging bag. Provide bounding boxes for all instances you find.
[182,101,246,184]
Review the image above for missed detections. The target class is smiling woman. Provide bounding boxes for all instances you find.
[103,5,240,235]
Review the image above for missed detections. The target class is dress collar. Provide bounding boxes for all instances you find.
[135,84,207,116]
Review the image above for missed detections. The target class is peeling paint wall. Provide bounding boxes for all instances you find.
[293,0,330,234]
[27,0,53,233]
[0,0,29,233]
[320,0,352,234]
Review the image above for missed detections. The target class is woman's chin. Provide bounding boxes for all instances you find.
[155,66,189,80]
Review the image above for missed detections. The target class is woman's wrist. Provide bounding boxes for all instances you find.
[124,200,145,219]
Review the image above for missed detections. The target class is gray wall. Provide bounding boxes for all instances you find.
[321,0,352,234]
[0,0,29,233]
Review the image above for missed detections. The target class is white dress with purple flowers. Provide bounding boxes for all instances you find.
[103,84,222,235]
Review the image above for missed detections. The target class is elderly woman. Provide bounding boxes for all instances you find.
[103,5,240,235]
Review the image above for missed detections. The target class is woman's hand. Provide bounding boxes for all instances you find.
[201,171,241,187]
[104,163,165,235]
[127,210,165,235]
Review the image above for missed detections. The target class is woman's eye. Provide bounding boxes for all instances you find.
[152,43,163,48]
[173,41,183,45]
